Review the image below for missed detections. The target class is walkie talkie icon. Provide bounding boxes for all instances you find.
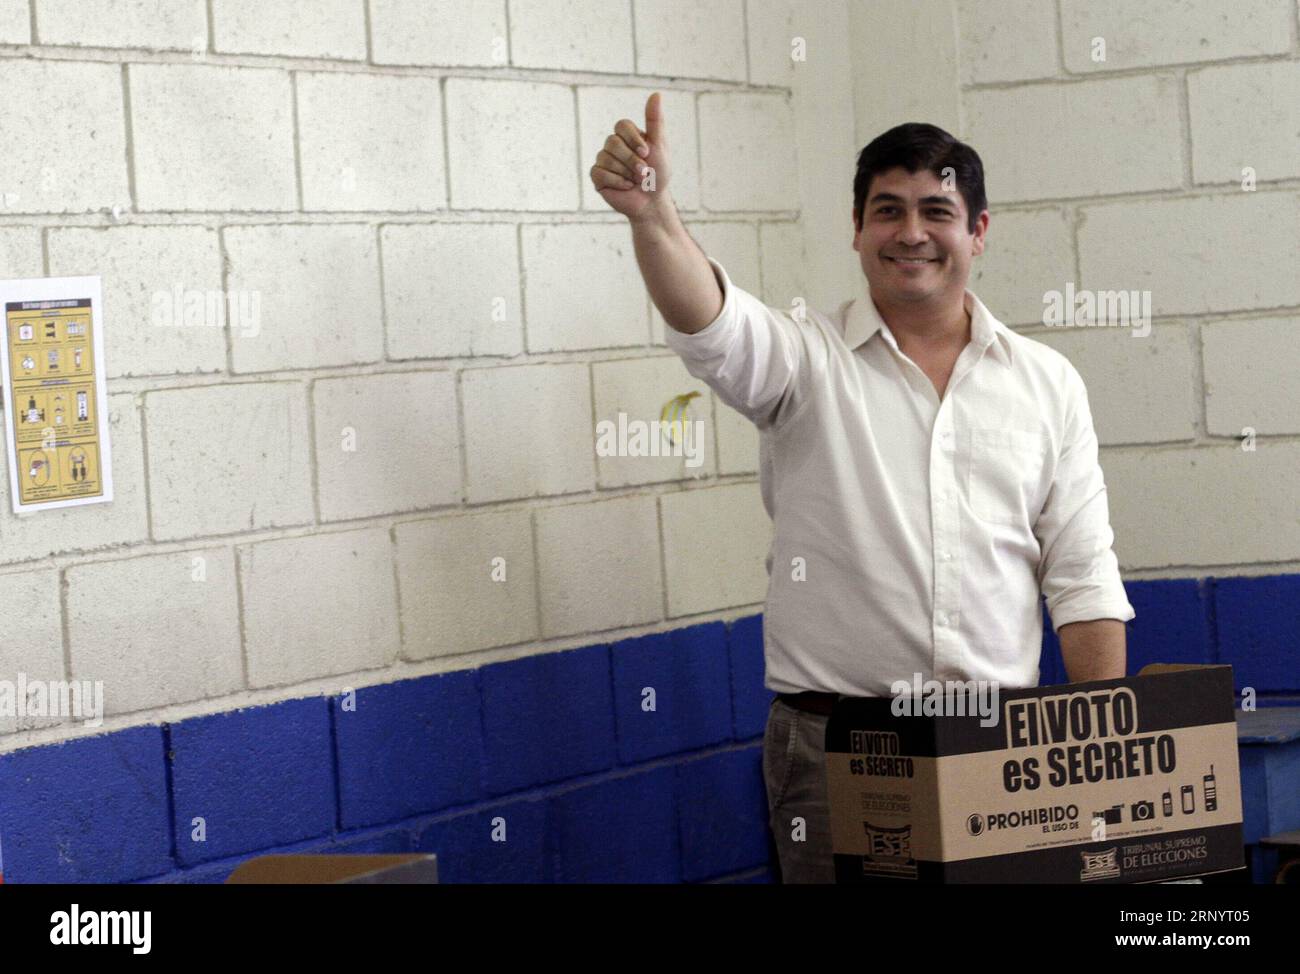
[1204,765,1217,812]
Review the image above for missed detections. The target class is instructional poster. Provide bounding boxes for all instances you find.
[0,276,113,513]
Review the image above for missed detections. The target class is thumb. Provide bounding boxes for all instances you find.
[645,91,665,145]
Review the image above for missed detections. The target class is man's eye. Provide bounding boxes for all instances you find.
[929,209,952,217]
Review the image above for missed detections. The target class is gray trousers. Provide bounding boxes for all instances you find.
[762,696,836,883]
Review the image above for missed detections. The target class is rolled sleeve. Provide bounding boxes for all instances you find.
[664,257,806,430]
[1035,364,1136,632]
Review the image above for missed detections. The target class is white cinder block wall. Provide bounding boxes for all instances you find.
[0,0,797,748]
[2,0,1298,750]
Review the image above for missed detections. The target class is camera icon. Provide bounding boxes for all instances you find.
[1130,800,1155,822]
[1092,804,1122,825]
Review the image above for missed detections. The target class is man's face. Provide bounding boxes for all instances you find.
[852,166,988,307]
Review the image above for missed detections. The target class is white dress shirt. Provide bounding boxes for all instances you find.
[665,257,1135,697]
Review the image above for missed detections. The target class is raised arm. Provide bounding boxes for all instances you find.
[589,91,722,335]
[590,91,812,429]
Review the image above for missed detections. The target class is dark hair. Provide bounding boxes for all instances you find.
[853,123,987,234]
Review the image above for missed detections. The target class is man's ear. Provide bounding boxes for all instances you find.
[970,209,990,256]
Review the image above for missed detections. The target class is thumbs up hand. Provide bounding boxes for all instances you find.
[590,91,673,221]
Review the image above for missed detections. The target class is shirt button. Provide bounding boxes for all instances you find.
[940,550,952,561]
[936,613,948,626]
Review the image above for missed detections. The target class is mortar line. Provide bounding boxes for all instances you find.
[137,392,156,541]
[233,544,250,688]
[217,227,234,373]
[1053,0,1067,75]
[949,0,967,136]
[0,173,1295,225]
[572,85,584,209]
[305,377,322,523]
[453,368,469,506]
[439,76,452,208]
[516,222,530,352]
[363,0,374,65]
[1070,204,1083,286]
[375,223,391,359]
[655,494,670,620]
[389,522,408,660]
[587,360,599,486]
[0,40,805,88]
[1191,319,1209,440]
[629,0,639,71]
[290,71,305,211]
[742,0,752,83]
[502,0,512,64]
[708,391,720,476]
[529,508,545,642]
[58,566,72,682]
[1177,68,1194,189]
[120,64,138,213]
[965,50,1300,90]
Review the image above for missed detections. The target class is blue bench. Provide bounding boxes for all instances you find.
[1236,708,1300,883]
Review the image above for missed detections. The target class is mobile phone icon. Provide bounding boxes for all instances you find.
[1181,785,1194,814]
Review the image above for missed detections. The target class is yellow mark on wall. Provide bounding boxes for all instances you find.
[659,391,700,446]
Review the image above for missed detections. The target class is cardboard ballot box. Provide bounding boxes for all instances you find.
[826,665,1244,883]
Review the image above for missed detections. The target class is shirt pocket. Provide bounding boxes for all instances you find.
[967,428,1050,526]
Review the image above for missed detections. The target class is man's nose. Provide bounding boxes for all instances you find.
[896,210,928,245]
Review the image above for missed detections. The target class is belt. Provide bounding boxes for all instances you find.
[778,691,838,716]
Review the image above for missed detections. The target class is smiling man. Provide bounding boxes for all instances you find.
[590,94,1135,884]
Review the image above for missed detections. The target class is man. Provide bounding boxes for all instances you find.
[590,93,1135,883]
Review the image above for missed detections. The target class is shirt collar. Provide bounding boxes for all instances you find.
[841,285,1014,367]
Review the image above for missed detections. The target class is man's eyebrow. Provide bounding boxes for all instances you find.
[867,192,958,207]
